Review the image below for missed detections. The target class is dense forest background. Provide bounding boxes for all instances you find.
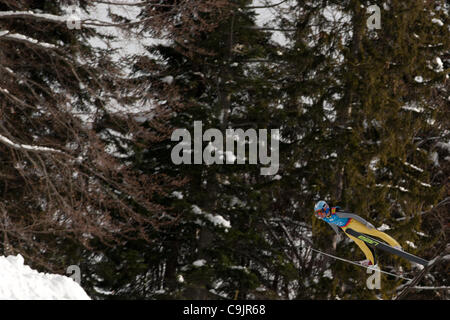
[0,0,448,299]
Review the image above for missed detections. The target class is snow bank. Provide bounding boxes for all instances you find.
[0,255,90,300]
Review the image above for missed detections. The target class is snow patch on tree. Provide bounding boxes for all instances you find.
[192,259,207,267]
[192,205,231,230]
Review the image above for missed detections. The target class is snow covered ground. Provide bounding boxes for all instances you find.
[0,255,90,300]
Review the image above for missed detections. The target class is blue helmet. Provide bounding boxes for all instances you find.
[314,200,330,218]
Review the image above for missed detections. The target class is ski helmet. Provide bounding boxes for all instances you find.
[314,200,330,218]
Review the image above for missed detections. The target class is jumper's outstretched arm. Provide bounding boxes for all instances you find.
[336,212,375,229]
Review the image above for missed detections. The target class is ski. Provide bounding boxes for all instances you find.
[309,247,413,281]
[345,228,429,266]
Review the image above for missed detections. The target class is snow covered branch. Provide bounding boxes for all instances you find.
[0,11,66,24]
[0,30,57,49]
[88,0,146,6]
[411,286,450,291]
[0,9,146,30]
[244,26,297,32]
[245,0,290,9]
[191,205,231,230]
[0,134,64,154]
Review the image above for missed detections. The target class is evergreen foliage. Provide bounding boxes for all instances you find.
[0,0,448,299]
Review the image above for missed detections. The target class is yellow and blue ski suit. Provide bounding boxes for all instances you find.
[321,207,401,265]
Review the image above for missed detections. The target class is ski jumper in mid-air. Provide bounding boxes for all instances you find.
[314,200,402,266]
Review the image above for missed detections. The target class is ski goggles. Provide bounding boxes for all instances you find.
[315,208,329,218]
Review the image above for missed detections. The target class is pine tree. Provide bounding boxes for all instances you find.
[100,0,303,299]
